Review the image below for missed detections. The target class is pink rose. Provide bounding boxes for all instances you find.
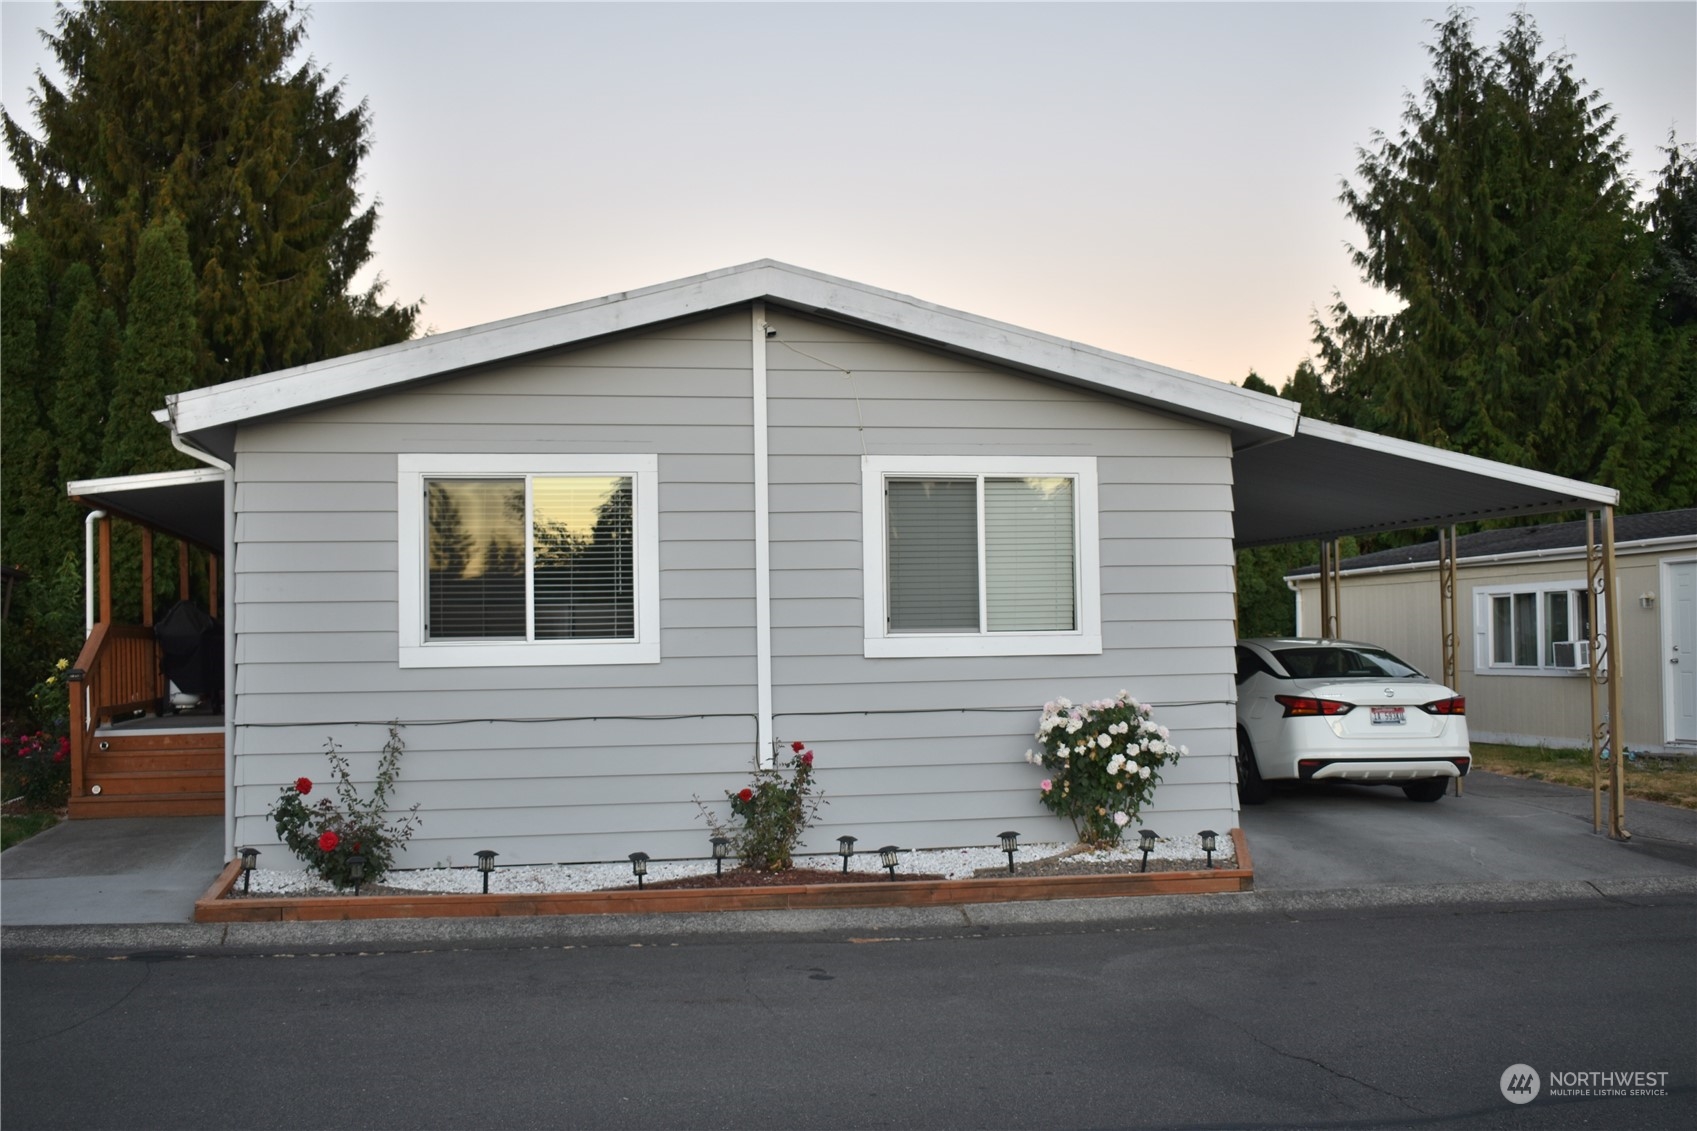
[1040,779,1053,793]
[801,751,814,765]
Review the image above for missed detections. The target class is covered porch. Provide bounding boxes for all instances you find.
[64,468,228,818]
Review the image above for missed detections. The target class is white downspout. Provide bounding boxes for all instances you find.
[84,510,107,635]
[168,426,238,856]
[1287,578,1303,637]
[751,304,775,768]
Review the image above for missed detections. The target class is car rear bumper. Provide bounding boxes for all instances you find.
[1297,756,1471,783]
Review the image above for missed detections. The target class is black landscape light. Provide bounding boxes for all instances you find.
[837,835,858,873]
[347,853,367,897]
[999,830,1020,874]
[878,845,900,880]
[629,851,650,890]
[1198,830,1218,869]
[710,836,730,876]
[476,849,498,894]
[1138,829,1159,873]
[239,846,259,893]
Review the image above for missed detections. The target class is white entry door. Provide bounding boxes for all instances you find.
[1669,559,1697,743]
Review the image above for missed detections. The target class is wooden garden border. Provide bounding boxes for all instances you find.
[196,828,1252,923]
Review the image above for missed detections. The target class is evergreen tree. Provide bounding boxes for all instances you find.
[101,214,201,478]
[2,1,419,382]
[1,2,419,714]
[1313,8,1691,510]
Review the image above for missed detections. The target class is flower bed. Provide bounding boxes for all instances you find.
[194,831,1252,923]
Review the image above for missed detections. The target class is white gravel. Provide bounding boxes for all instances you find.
[241,832,1234,896]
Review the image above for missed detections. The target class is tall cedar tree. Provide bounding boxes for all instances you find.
[1,1,418,713]
[1312,8,1694,512]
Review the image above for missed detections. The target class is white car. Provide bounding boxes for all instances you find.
[1234,638,1470,804]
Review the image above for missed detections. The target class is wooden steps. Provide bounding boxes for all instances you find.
[70,727,223,819]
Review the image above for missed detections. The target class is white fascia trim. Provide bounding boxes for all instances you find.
[751,304,774,768]
[166,260,1299,442]
[67,467,228,497]
[861,455,1102,659]
[395,453,660,668]
[1296,418,1619,507]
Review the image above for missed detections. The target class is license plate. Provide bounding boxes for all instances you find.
[1370,706,1406,726]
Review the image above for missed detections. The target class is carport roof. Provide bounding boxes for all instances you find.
[1231,418,1617,548]
[123,261,1617,550]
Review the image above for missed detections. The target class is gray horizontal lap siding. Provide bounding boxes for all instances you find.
[228,306,1241,868]
[762,311,1239,851]
[230,310,762,864]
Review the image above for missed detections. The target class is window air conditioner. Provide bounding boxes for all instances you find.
[1551,640,1591,670]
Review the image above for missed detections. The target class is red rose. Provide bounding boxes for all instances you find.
[295,777,312,795]
[738,788,754,802]
[317,830,340,852]
[801,751,814,765]
[791,740,805,753]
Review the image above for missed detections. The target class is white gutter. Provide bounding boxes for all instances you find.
[751,304,774,769]
[168,424,238,858]
[84,510,107,635]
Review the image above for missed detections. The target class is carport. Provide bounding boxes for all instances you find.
[1232,415,1627,838]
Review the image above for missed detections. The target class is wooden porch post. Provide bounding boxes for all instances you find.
[208,553,219,618]
[140,529,155,627]
[178,540,191,602]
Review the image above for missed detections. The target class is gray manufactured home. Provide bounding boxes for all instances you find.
[65,262,1620,866]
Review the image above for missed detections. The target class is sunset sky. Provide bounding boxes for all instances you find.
[4,1,1692,387]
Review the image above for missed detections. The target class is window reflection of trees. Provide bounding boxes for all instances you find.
[427,480,525,639]
[535,476,633,640]
[426,476,634,642]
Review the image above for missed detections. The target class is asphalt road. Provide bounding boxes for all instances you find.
[5,893,1693,1130]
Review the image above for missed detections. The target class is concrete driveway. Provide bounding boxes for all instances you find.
[1240,770,1696,889]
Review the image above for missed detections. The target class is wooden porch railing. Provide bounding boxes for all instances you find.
[66,623,160,799]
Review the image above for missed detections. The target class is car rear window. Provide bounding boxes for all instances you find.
[1270,646,1423,680]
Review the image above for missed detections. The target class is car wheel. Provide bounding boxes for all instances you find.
[1237,729,1271,805]
[1402,778,1449,803]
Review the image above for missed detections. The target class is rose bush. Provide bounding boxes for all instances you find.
[698,741,824,871]
[2,658,74,809]
[1027,690,1185,846]
[268,725,421,889]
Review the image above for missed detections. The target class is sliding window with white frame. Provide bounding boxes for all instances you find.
[861,456,1101,658]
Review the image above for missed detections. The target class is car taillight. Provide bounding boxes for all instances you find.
[1276,694,1355,717]
[1419,697,1466,716]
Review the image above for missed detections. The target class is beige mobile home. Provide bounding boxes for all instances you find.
[1288,511,1696,754]
[64,262,1624,865]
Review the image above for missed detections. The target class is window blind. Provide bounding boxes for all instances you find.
[534,475,634,640]
[985,477,1076,631]
[886,478,979,632]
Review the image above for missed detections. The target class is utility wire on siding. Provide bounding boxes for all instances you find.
[237,713,760,728]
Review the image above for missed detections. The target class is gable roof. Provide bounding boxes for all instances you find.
[1285,508,1695,578]
[164,259,1299,458]
[154,259,1618,546]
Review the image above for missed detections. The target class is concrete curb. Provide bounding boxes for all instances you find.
[7,874,1692,954]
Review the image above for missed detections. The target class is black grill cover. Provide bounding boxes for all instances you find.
[156,600,223,698]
